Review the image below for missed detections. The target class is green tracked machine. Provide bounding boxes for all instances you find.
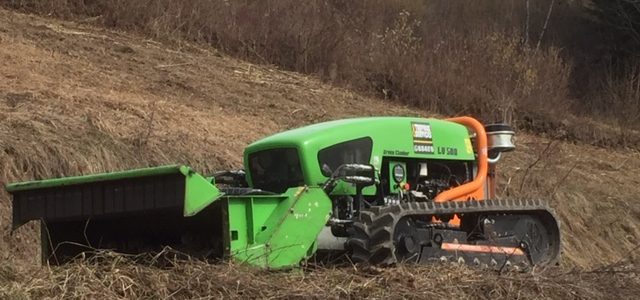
[6,116,561,269]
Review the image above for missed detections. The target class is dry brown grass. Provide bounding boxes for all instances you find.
[1,6,640,299]
[1,250,639,299]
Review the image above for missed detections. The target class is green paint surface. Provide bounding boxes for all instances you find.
[228,186,332,269]
[6,165,185,192]
[180,166,224,217]
[6,165,223,217]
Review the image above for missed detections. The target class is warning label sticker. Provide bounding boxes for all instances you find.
[411,122,434,154]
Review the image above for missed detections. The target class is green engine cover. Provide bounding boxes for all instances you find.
[244,117,475,194]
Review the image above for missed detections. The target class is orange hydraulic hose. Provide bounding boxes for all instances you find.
[434,116,488,202]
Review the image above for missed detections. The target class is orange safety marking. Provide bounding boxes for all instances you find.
[449,214,461,226]
[441,242,525,256]
[431,214,462,227]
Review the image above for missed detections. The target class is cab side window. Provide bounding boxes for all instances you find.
[318,137,373,176]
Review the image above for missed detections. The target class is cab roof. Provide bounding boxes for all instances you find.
[244,116,475,161]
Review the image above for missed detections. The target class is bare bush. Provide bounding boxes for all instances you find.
[595,64,640,145]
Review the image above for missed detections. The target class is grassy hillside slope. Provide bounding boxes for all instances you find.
[0,8,639,298]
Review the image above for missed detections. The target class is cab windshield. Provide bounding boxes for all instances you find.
[248,148,305,193]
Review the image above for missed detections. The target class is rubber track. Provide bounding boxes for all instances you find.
[347,199,561,266]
